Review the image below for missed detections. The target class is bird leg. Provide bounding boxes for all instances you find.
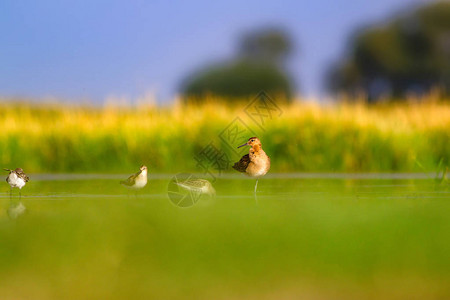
[9,187,12,200]
[19,190,21,201]
[254,179,259,205]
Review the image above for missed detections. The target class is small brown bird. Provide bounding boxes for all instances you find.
[233,137,270,194]
[4,168,30,199]
[120,165,148,190]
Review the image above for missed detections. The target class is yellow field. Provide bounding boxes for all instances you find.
[0,96,448,173]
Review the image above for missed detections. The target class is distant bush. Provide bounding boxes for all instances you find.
[327,1,450,101]
[181,28,294,102]
[181,61,292,101]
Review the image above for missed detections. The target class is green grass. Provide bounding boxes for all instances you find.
[0,176,449,299]
[0,99,448,173]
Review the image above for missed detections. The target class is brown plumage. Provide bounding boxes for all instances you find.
[4,168,29,183]
[3,168,30,184]
[233,137,270,194]
[233,137,270,177]
[4,168,29,199]
[232,154,250,173]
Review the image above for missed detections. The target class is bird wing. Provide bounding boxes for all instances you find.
[176,182,197,192]
[232,154,250,173]
[16,170,29,182]
[4,169,12,183]
[176,179,204,191]
[20,174,30,182]
[120,172,138,186]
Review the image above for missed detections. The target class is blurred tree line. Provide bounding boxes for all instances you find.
[327,1,450,100]
[180,28,294,102]
[181,1,449,102]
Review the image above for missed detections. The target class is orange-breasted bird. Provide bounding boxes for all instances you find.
[232,137,270,194]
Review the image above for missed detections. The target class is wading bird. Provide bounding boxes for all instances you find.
[176,178,216,198]
[120,165,148,190]
[232,137,270,194]
[4,168,29,199]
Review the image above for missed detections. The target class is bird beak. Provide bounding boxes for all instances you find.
[237,142,248,148]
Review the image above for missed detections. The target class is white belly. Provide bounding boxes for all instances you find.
[8,173,26,189]
[131,175,147,189]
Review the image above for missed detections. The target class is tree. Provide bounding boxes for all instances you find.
[181,28,294,102]
[238,27,292,65]
[327,1,450,101]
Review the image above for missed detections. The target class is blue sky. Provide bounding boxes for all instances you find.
[0,0,423,102]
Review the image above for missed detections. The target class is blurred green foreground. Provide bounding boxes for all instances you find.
[0,176,449,299]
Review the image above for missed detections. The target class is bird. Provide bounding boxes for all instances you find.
[4,168,29,199]
[120,165,148,190]
[232,137,270,194]
[176,178,216,198]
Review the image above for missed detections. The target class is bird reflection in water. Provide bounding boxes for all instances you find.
[7,200,26,220]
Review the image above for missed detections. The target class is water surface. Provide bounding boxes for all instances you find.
[0,173,449,299]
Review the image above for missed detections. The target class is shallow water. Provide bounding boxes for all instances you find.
[1,172,446,201]
[0,173,449,299]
